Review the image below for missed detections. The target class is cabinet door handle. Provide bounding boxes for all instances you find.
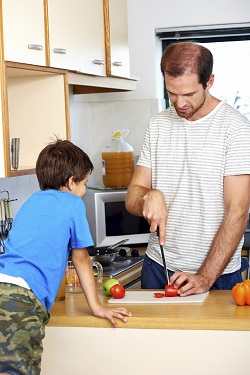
[53,48,67,54]
[93,59,105,65]
[113,61,123,66]
[28,44,43,51]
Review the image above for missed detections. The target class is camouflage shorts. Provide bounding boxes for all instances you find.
[0,283,50,375]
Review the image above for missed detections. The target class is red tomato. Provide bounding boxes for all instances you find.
[165,284,178,297]
[154,293,165,298]
[110,284,126,299]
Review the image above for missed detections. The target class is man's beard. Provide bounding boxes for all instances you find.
[174,93,206,120]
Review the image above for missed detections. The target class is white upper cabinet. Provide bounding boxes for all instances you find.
[108,0,130,78]
[48,0,106,76]
[1,0,46,66]
[1,0,132,78]
[0,0,135,178]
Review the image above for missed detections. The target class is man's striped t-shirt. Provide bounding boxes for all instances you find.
[138,101,250,274]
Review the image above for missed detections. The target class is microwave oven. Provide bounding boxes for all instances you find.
[82,188,150,248]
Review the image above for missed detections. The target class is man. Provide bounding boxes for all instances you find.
[125,42,250,296]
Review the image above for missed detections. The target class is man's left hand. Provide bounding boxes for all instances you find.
[170,271,210,296]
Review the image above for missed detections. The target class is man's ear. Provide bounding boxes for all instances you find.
[206,74,214,90]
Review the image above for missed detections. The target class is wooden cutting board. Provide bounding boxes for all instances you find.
[108,290,209,304]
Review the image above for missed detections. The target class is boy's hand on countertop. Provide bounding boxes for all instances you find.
[92,305,132,327]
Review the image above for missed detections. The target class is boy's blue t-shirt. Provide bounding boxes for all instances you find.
[0,190,94,311]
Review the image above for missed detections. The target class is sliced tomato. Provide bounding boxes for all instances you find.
[165,284,178,297]
[154,292,165,298]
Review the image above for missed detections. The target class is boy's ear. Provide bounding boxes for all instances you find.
[66,176,75,191]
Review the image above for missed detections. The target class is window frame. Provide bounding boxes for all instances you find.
[157,24,250,107]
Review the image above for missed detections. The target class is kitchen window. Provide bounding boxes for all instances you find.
[156,24,250,120]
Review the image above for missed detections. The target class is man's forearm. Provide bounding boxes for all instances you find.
[125,184,150,216]
[198,209,248,287]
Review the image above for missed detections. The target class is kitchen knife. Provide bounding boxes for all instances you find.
[3,199,10,236]
[6,199,13,230]
[0,200,3,222]
[0,200,5,231]
[0,200,5,253]
[157,227,169,285]
[8,199,13,221]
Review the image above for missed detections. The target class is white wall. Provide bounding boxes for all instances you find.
[82,0,250,102]
[126,0,250,99]
[69,95,164,187]
[70,0,250,186]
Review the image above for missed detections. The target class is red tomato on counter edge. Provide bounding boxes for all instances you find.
[110,284,126,299]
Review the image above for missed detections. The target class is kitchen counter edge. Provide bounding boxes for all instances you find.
[48,290,250,331]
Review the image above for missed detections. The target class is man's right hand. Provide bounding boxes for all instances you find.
[142,189,168,245]
[126,166,168,244]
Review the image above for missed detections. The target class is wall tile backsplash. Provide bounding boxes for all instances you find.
[70,97,164,187]
[0,174,39,217]
[0,97,164,216]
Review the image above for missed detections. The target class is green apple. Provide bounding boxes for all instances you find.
[102,278,119,296]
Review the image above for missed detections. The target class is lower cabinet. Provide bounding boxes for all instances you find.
[41,327,250,375]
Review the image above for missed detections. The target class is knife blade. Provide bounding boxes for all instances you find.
[157,227,169,285]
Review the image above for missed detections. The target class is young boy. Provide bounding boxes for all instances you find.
[0,139,132,375]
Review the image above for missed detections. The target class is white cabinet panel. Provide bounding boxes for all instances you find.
[48,0,106,76]
[109,0,130,78]
[2,0,46,66]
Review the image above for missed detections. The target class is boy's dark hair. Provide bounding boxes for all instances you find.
[160,41,213,89]
[36,139,94,190]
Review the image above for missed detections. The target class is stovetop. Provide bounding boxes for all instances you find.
[102,254,144,277]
